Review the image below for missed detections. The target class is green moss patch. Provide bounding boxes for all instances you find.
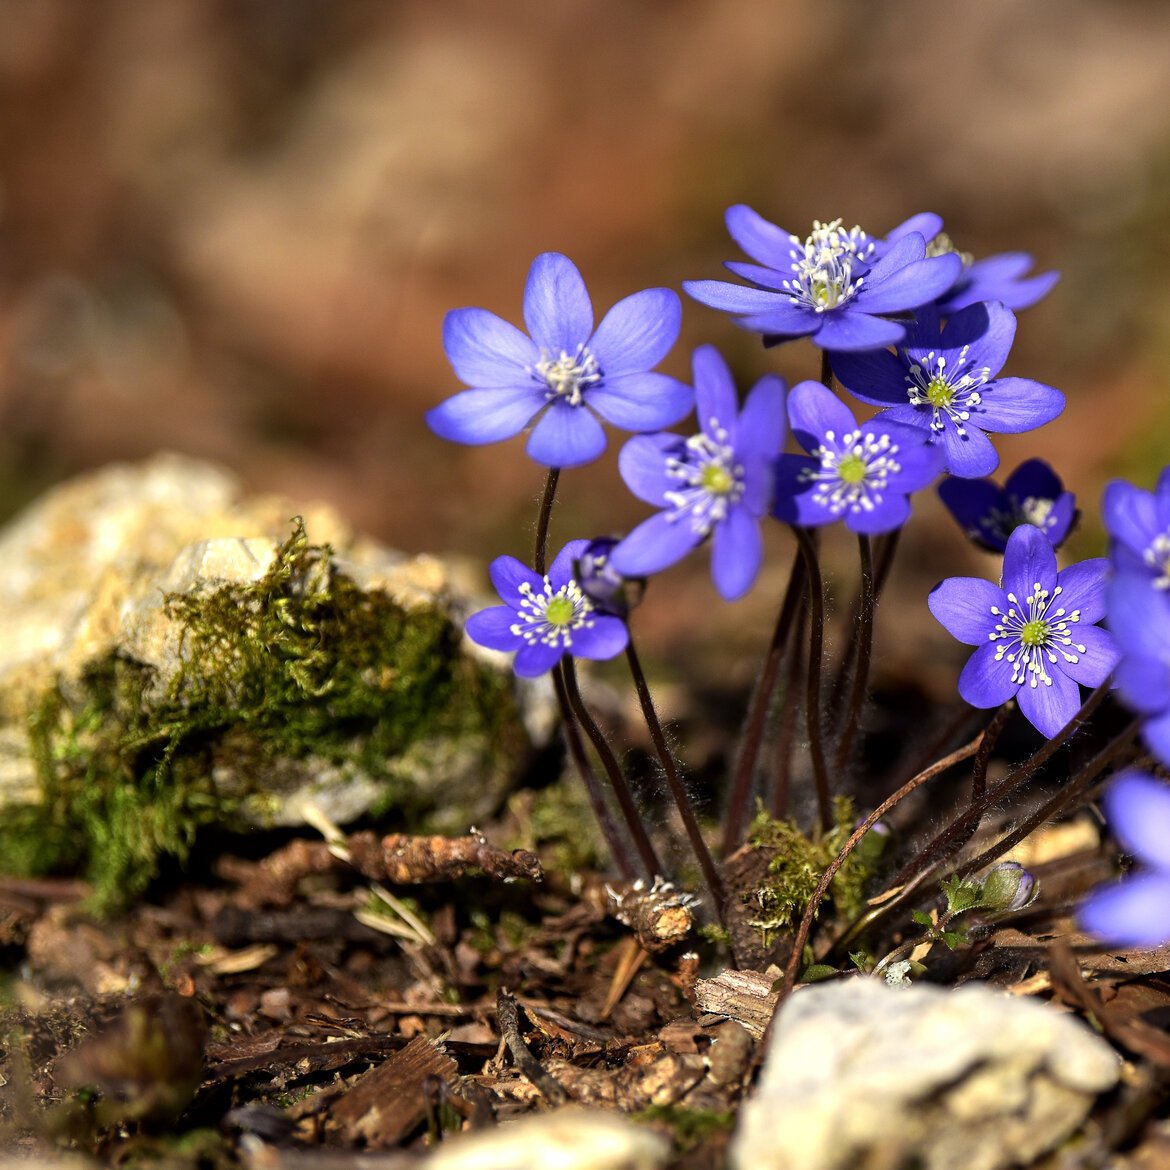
[10,522,522,910]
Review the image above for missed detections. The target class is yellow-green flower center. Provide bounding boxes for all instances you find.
[837,453,867,484]
[926,376,954,408]
[1019,618,1049,647]
[701,463,735,495]
[544,596,576,627]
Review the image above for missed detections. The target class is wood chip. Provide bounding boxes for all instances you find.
[330,1034,458,1147]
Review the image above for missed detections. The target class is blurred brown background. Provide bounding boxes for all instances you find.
[2,0,1169,673]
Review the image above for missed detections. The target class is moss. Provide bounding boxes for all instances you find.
[746,796,879,947]
[634,1104,735,1152]
[6,521,523,911]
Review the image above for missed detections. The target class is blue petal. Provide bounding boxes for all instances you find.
[1103,480,1157,558]
[938,477,1006,548]
[1057,624,1119,687]
[941,422,999,478]
[787,379,858,452]
[618,433,685,506]
[846,493,911,535]
[957,642,1019,707]
[1079,870,1170,947]
[1106,770,1170,870]
[710,507,762,600]
[937,302,1017,378]
[974,379,1065,433]
[682,280,791,313]
[589,288,681,376]
[736,374,788,464]
[725,204,799,269]
[857,254,963,314]
[830,348,910,407]
[610,512,702,576]
[571,614,630,662]
[465,605,522,653]
[928,577,1005,645]
[1108,573,1170,659]
[426,386,540,445]
[1055,557,1110,624]
[1115,654,1170,716]
[514,641,565,677]
[523,253,593,354]
[525,402,607,468]
[588,373,693,431]
[490,555,542,607]
[724,261,794,291]
[734,305,821,338]
[547,539,591,588]
[1142,710,1170,769]
[1002,525,1058,606]
[863,232,926,280]
[443,308,539,387]
[880,421,942,490]
[1004,458,1063,502]
[1016,666,1081,738]
[692,345,739,439]
[884,212,944,247]
[772,455,820,524]
[811,311,907,353]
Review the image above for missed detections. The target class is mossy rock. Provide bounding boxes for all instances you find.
[0,456,538,909]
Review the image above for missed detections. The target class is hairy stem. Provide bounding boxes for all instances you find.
[832,533,875,774]
[625,640,727,923]
[533,468,561,576]
[792,525,832,832]
[725,553,805,851]
[559,656,662,880]
[889,680,1112,892]
[777,728,987,1001]
[551,664,637,880]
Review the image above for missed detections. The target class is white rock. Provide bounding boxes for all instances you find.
[732,977,1119,1170]
[427,1108,669,1170]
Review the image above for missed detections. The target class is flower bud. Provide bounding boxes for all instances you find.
[978,861,1037,913]
[575,537,644,619]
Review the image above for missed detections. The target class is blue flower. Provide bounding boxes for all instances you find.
[936,248,1059,316]
[876,218,1059,314]
[465,540,629,676]
[573,536,642,619]
[831,302,1065,478]
[683,207,962,352]
[772,380,942,535]
[937,459,1077,553]
[928,525,1118,738]
[609,346,786,601]
[1103,468,1170,588]
[1106,571,1170,765]
[1078,770,1170,948]
[427,253,692,468]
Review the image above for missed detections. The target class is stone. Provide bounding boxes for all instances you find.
[425,1108,669,1170]
[731,977,1119,1170]
[0,454,542,906]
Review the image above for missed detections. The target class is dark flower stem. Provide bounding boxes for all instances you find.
[551,664,637,881]
[970,703,1011,804]
[792,524,833,832]
[559,656,662,879]
[889,679,1112,892]
[820,348,833,390]
[775,727,988,1003]
[954,718,1140,880]
[624,640,727,923]
[831,534,875,774]
[533,468,561,576]
[724,553,805,851]
[768,592,808,822]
